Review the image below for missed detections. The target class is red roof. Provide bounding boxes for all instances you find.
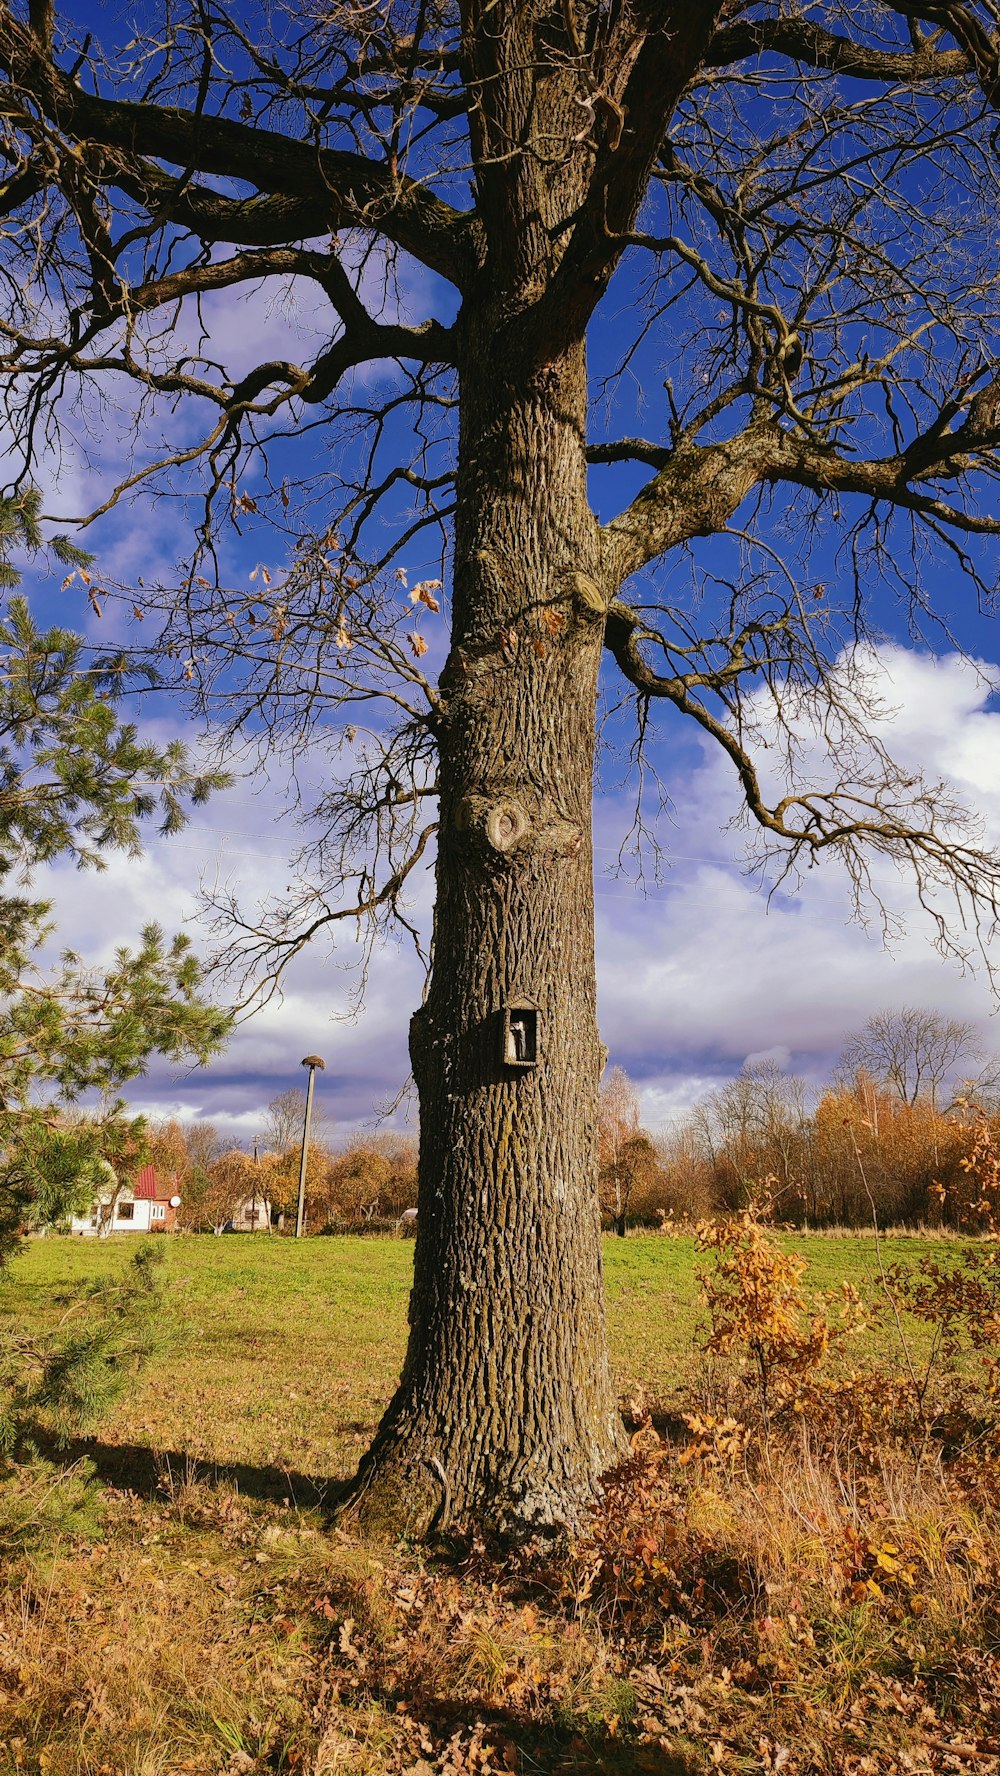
[133,1164,175,1202]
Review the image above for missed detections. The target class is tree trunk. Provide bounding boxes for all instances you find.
[347,314,627,1536]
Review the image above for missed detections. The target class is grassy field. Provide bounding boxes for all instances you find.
[2,1230,946,1483]
[1,1231,998,1776]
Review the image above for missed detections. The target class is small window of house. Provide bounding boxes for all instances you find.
[117,1201,135,1220]
[152,1204,165,1220]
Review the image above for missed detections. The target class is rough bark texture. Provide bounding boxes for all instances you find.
[349,307,628,1535]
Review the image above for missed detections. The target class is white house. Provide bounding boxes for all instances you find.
[70,1164,181,1236]
[217,1194,272,1233]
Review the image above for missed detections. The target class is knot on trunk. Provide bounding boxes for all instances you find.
[536,818,583,858]
[565,569,609,619]
[453,792,584,861]
[455,792,532,855]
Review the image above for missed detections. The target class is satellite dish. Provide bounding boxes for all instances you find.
[169,1195,182,1209]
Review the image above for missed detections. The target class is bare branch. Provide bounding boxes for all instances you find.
[604,600,1000,975]
[0,4,477,284]
[707,14,972,83]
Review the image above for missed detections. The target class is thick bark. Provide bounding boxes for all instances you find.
[347,313,628,1537]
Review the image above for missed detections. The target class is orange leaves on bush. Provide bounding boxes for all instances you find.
[695,1201,865,1418]
[678,1413,749,1469]
[567,1451,761,1634]
[953,1111,1000,1230]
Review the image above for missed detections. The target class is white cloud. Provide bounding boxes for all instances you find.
[743,1045,792,1071]
[594,646,1000,1121]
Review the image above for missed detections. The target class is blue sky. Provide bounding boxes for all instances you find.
[11,4,1000,1146]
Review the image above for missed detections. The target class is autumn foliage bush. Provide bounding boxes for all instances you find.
[321,1137,418,1228]
[551,1148,1000,1769]
[693,1201,867,1425]
[679,1110,1000,1477]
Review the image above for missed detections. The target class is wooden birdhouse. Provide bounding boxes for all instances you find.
[501,998,541,1070]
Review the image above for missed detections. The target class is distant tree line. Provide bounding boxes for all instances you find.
[602,1010,1000,1233]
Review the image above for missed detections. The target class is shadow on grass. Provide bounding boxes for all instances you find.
[446,1729,696,1775]
[31,1431,348,1510]
[309,1673,700,1776]
[426,1716,697,1775]
[15,1442,703,1776]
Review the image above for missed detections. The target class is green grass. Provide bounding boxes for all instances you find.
[2,1229,955,1480]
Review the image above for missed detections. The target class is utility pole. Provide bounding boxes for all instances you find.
[295,1055,326,1239]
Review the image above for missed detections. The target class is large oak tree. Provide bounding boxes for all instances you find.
[2,0,1000,1531]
